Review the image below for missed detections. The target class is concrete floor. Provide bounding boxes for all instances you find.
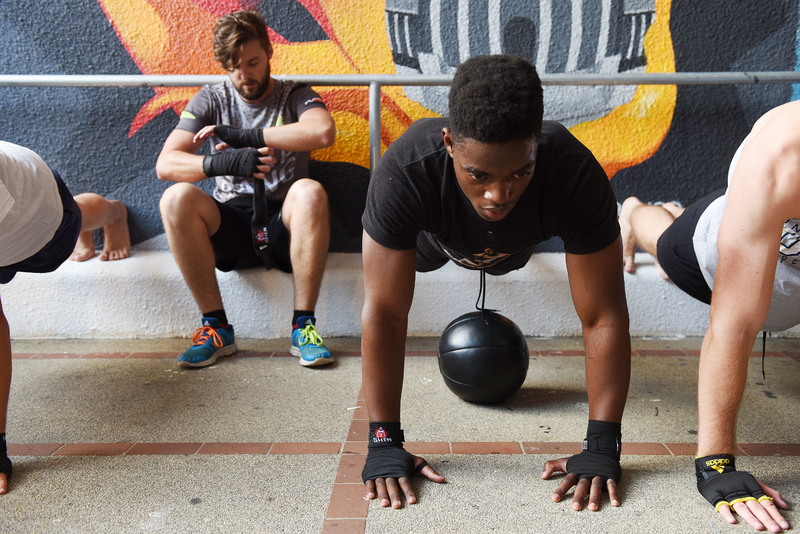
[1,336,799,533]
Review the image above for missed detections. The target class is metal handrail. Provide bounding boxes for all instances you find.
[4,72,800,87]
[5,71,800,171]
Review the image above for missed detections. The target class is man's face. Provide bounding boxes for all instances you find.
[227,39,273,103]
[443,128,537,222]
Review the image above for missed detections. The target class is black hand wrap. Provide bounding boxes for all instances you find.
[0,433,12,480]
[202,148,261,178]
[566,420,622,483]
[213,125,265,148]
[695,454,767,512]
[361,422,415,483]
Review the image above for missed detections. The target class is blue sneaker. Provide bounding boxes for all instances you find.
[178,318,237,368]
[291,316,334,367]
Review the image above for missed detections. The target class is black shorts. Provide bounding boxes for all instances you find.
[415,231,534,275]
[211,196,292,273]
[656,189,725,305]
[0,170,82,284]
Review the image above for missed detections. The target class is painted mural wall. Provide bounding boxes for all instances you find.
[0,0,797,253]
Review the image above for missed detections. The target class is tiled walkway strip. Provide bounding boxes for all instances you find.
[8,349,800,534]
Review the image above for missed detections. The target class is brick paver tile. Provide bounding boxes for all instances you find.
[452,442,522,454]
[7,443,63,456]
[522,442,581,455]
[326,483,369,519]
[335,454,366,484]
[405,441,450,455]
[622,442,670,455]
[197,442,272,454]
[127,442,202,455]
[270,442,341,454]
[738,443,800,456]
[55,443,132,455]
[321,518,366,534]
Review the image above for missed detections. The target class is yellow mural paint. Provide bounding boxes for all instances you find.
[102,0,677,177]
[98,0,169,67]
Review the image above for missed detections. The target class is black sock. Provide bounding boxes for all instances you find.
[293,310,314,327]
[203,310,228,325]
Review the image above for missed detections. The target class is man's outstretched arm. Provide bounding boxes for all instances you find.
[360,232,445,509]
[543,237,631,511]
[695,103,800,533]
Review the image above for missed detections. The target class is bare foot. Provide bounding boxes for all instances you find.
[99,201,130,261]
[70,231,96,261]
[619,197,643,274]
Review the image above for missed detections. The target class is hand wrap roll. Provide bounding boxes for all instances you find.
[202,148,261,178]
[213,125,265,148]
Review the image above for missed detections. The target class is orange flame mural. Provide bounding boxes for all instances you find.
[99,0,675,176]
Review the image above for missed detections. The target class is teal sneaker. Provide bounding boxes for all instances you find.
[178,318,237,368]
[291,316,334,367]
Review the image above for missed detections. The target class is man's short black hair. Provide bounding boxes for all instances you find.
[448,54,543,144]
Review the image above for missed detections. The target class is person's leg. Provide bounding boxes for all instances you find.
[281,179,330,312]
[160,183,225,314]
[280,178,333,366]
[619,196,685,279]
[70,193,130,262]
[160,184,241,368]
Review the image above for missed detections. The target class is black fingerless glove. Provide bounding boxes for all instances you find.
[213,125,265,148]
[0,433,12,479]
[566,420,622,483]
[202,148,261,178]
[695,454,768,511]
[361,422,415,483]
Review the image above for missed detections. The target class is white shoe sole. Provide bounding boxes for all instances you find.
[178,343,238,368]
[291,345,334,367]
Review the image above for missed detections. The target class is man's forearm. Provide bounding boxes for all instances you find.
[155,151,208,183]
[696,328,752,456]
[361,310,408,422]
[583,322,631,423]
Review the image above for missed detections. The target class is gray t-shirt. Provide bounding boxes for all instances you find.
[176,79,327,202]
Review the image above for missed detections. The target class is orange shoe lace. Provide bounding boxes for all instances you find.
[192,326,224,348]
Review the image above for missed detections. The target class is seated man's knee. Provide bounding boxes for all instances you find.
[286,178,329,216]
[160,183,199,219]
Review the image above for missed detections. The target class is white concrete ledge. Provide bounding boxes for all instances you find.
[3,249,798,340]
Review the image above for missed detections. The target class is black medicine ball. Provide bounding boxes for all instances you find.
[437,311,529,404]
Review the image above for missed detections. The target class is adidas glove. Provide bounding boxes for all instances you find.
[695,454,771,512]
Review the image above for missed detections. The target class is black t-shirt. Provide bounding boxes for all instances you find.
[362,117,619,268]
